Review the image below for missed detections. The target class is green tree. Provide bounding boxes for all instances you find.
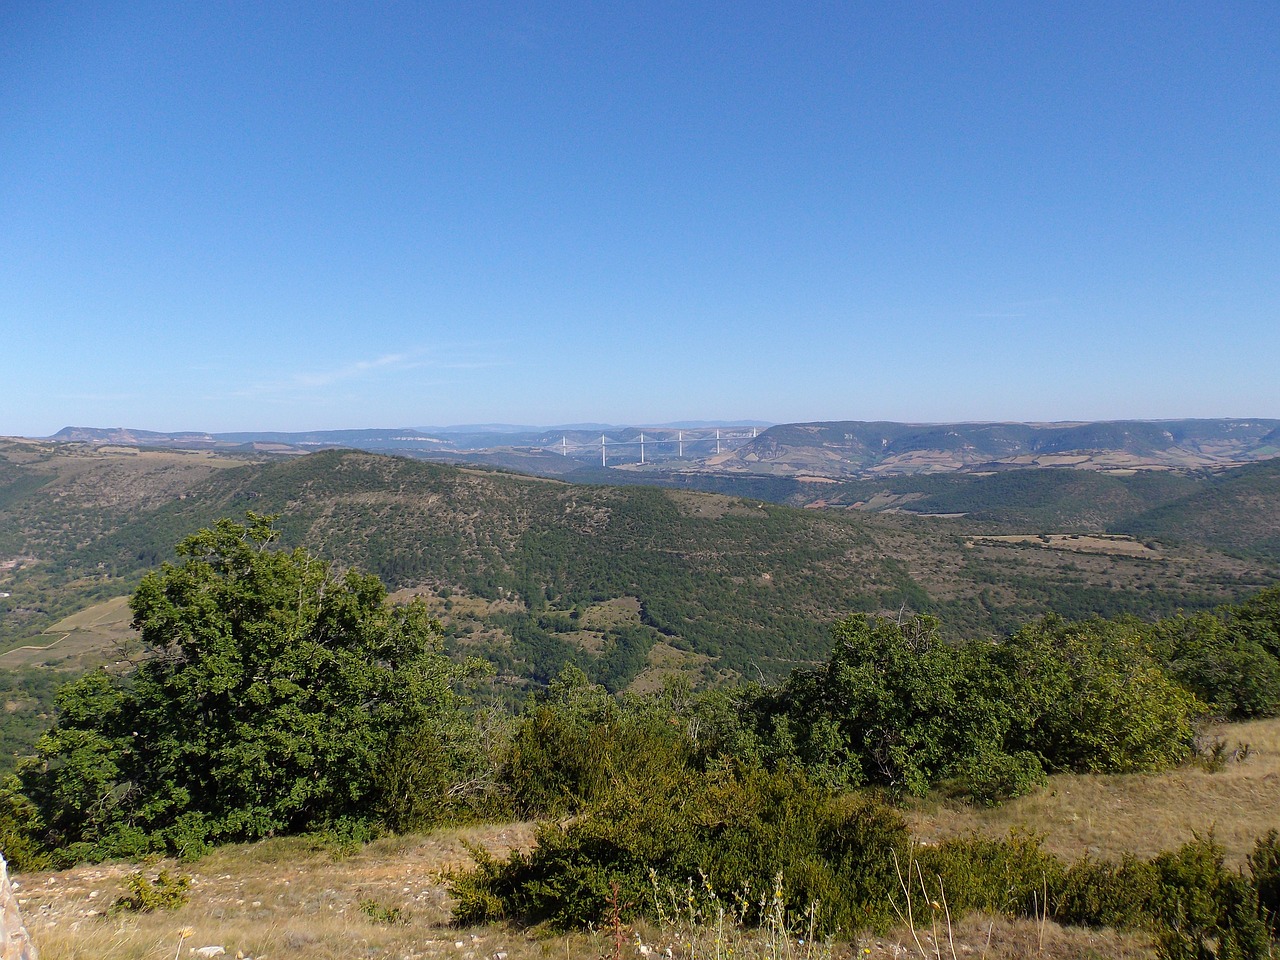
[1230,586,1280,662]
[19,514,478,861]
[500,665,692,817]
[1009,616,1201,773]
[752,614,980,796]
[746,612,1200,800]
[1145,612,1280,719]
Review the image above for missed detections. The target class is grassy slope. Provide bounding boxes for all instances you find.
[18,836,1156,960]
[911,716,1280,865]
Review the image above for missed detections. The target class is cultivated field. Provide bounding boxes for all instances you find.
[0,595,137,670]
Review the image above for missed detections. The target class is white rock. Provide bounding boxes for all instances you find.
[191,948,227,958]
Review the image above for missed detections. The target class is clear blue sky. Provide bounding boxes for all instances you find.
[2,2,1277,435]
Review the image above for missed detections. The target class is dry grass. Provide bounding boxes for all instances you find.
[965,534,1159,558]
[577,597,643,631]
[15,822,1163,960]
[909,717,1280,864]
[862,914,1155,960]
[629,641,715,694]
[18,824,540,960]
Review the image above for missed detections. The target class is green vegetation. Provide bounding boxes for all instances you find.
[110,869,192,913]
[1,513,1279,958]
[450,766,910,934]
[2,433,1278,960]
[4,515,486,866]
[2,446,1277,706]
[1119,459,1280,559]
[3,519,1280,871]
[744,613,1199,801]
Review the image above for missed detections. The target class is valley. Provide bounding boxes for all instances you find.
[2,437,1278,700]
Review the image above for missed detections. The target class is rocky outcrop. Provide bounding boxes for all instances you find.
[0,856,36,960]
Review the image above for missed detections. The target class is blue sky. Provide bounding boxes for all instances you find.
[2,2,1277,435]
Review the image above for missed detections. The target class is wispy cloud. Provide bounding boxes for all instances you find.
[291,353,415,388]
[53,391,139,403]
[227,345,512,400]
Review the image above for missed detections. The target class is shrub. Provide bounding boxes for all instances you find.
[450,764,910,935]
[1010,616,1202,774]
[359,897,408,924]
[1145,612,1280,719]
[1247,830,1280,939]
[1150,835,1270,960]
[914,832,1064,919]
[1056,854,1160,929]
[111,870,191,913]
[950,748,1047,806]
[0,775,49,872]
[500,666,692,818]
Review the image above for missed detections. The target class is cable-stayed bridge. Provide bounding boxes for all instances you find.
[538,427,760,466]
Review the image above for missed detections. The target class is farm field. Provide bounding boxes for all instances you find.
[0,595,137,670]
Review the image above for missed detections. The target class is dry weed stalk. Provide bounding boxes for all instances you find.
[172,927,194,960]
[889,849,957,960]
[643,869,831,960]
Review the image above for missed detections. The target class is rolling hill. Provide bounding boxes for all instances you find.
[38,418,1280,479]
[2,441,1277,698]
[1117,457,1280,559]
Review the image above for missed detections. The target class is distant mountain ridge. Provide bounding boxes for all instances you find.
[716,419,1280,476]
[36,418,1280,478]
[43,422,770,456]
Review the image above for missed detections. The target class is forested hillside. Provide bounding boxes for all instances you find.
[1117,458,1280,559]
[2,444,1278,701]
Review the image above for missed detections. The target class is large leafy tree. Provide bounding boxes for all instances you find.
[18,514,476,862]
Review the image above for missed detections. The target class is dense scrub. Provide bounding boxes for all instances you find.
[453,769,1280,957]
